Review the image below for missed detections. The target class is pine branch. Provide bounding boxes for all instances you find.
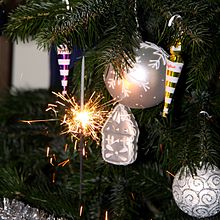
[198,114,220,165]
[5,0,137,50]
[1,1,220,219]
[5,0,109,48]
[0,167,24,198]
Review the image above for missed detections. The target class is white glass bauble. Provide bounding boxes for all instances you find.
[104,41,168,109]
[172,164,220,218]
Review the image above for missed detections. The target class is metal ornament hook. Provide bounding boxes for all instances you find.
[200,111,212,119]
[168,14,182,27]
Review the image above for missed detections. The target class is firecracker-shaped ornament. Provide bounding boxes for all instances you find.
[172,163,220,218]
[57,45,71,95]
[101,104,139,165]
[162,41,184,117]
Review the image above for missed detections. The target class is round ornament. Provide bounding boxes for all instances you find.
[104,41,168,109]
[172,164,220,218]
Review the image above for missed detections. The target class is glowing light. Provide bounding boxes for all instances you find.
[58,159,70,167]
[46,146,50,157]
[105,211,108,220]
[47,91,110,142]
[80,205,83,217]
[82,146,86,157]
[166,170,175,177]
[74,140,78,150]
[21,91,113,143]
[75,111,90,128]
[52,172,56,183]
[50,157,53,165]
[50,154,56,166]
[20,119,58,124]
[64,143,68,152]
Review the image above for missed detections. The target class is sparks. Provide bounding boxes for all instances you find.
[48,92,110,142]
[46,146,50,157]
[79,205,83,217]
[58,159,70,167]
[105,211,108,220]
[20,119,58,124]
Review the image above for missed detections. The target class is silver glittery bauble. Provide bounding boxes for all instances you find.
[172,164,220,218]
[0,197,66,219]
[104,41,168,109]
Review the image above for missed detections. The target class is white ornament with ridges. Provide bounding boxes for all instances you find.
[172,164,220,218]
[101,104,139,165]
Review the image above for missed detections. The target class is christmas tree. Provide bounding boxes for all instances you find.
[0,0,220,219]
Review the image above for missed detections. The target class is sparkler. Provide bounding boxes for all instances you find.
[20,53,113,218]
[47,91,109,143]
[46,55,114,214]
[20,119,58,124]
[80,205,83,217]
[105,211,108,220]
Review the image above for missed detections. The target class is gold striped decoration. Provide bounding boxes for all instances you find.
[162,59,183,117]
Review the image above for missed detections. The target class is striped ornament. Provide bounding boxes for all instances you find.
[162,59,183,117]
[57,45,71,95]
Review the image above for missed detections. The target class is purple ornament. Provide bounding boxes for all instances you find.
[57,45,71,95]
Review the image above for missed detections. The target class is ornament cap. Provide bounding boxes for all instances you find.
[170,41,182,54]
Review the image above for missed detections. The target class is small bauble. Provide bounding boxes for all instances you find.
[104,41,168,109]
[172,164,220,218]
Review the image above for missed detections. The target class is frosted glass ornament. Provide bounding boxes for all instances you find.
[101,104,139,165]
[172,164,220,218]
[104,41,168,109]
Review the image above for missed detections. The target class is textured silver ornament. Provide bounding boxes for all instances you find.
[0,197,66,220]
[101,103,139,165]
[172,164,220,218]
[104,41,168,109]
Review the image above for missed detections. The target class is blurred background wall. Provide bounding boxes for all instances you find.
[0,0,50,92]
[12,41,50,90]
